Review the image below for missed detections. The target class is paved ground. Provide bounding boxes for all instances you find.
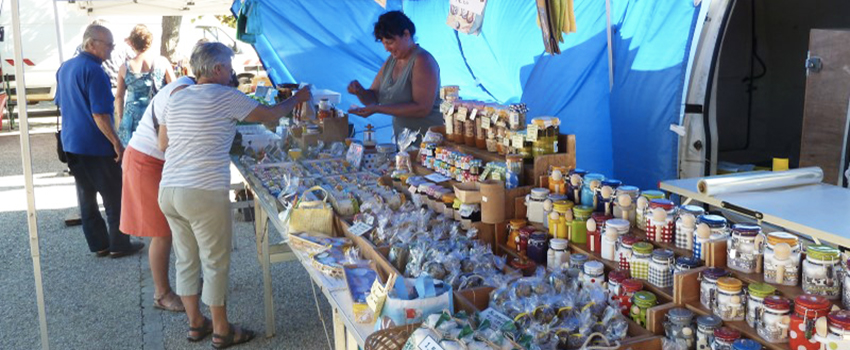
[0,127,332,350]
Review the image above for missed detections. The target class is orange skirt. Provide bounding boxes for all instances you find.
[120,146,170,237]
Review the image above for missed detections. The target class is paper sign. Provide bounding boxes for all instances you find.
[425,173,451,183]
[512,134,525,148]
[418,336,445,350]
[345,143,364,169]
[450,0,487,15]
[479,308,513,332]
[502,135,511,147]
[445,119,454,134]
[348,222,374,237]
[481,114,491,129]
[526,124,539,142]
[446,0,487,35]
[470,108,478,120]
[491,113,499,125]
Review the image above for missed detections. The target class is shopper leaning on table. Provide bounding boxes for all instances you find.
[347,10,443,137]
[157,42,312,348]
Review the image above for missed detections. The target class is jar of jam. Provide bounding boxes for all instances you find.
[764,232,800,286]
[827,310,850,341]
[665,308,696,349]
[527,232,549,265]
[700,268,731,310]
[531,116,560,157]
[581,260,605,289]
[551,200,574,239]
[757,295,790,343]
[746,282,776,329]
[517,130,533,159]
[474,108,487,149]
[616,279,643,316]
[711,327,740,350]
[630,242,654,281]
[630,291,657,327]
[727,224,764,274]
[570,205,594,245]
[608,270,629,305]
[649,248,675,288]
[696,315,723,350]
[580,173,606,207]
[646,199,676,243]
[803,245,842,299]
[506,219,527,251]
[676,205,705,250]
[618,234,639,271]
[789,294,831,350]
[715,277,745,321]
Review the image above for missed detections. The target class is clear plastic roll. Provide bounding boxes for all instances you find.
[697,167,823,196]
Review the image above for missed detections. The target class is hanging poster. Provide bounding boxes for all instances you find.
[446,0,488,35]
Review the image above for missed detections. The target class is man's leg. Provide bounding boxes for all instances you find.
[66,153,109,252]
[87,155,132,252]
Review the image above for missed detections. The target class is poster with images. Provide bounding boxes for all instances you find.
[446,0,488,35]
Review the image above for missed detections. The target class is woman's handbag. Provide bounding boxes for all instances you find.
[288,186,334,235]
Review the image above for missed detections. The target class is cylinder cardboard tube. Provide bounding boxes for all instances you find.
[479,180,506,224]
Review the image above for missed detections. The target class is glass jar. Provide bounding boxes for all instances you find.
[608,270,629,305]
[567,169,585,204]
[582,260,605,289]
[641,190,666,201]
[547,238,569,271]
[803,245,842,299]
[551,201,574,239]
[630,291,657,327]
[727,224,764,274]
[543,194,569,230]
[515,226,535,256]
[591,212,613,237]
[715,277,745,321]
[698,214,730,237]
[746,282,776,329]
[730,339,761,350]
[570,205,593,245]
[675,256,702,274]
[650,249,675,288]
[618,234,639,271]
[711,327,740,350]
[495,123,507,155]
[700,268,731,310]
[601,228,619,262]
[474,110,487,149]
[527,232,548,265]
[531,116,560,157]
[570,253,588,270]
[596,179,622,215]
[665,308,696,349]
[827,310,850,341]
[462,110,476,147]
[696,315,723,350]
[616,279,643,317]
[525,188,550,225]
[763,232,801,286]
[676,205,705,250]
[580,173,606,207]
[630,242,654,280]
[548,169,567,196]
[757,295,790,343]
[789,294,831,350]
[614,185,640,227]
[363,124,376,147]
[646,199,676,243]
[636,197,649,231]
[444,107,456,142]
[506,219,527,251]
[506,154,523,189]
[586,219,602,254]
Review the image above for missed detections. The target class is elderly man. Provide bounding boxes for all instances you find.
[157,42,310,348]
[56,24,144,258]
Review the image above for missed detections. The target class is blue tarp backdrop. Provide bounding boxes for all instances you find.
[231,0,699,189]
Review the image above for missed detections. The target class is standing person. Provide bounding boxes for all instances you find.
[115,24,176,145]
[347,10,443,137]
[55,24,144,257]
[120,74,196,312]
[74,19,133,87]
[157,42,311,348]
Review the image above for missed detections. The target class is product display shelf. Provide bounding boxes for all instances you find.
[629,227,694,259]
[685,302,787,350]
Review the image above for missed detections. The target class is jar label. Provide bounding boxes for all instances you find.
[481,114,491,129]
[526,124,539,142]
[512,135,525,148]
[470,108,478,120]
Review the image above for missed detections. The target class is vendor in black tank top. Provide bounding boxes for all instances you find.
[347,11,443,138]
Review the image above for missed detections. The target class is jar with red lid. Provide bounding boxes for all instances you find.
[827,310,850,340]
[789,294,832,350]
[646,199,675,243]
[618,234,639,271]
[588,213,610,254]
[711,327,741,350]
[758,295,791,343]
[515,226,535,256]
[608,270,629,304]
[614,278,643,316]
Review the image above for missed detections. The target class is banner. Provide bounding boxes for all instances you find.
[446,0,487,35]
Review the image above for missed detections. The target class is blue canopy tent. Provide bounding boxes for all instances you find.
[232,0,699,189]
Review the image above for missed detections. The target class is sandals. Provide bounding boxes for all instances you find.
[212,324,256,349]
[153,291,185,312]
[187,317,213,342]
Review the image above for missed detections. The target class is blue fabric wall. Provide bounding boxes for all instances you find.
[233,0,699,187]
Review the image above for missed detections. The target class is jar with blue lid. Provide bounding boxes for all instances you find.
[727,224,764,274]
[596,179,622,214]
[697,214,729,237]
[664,307,696,348]
[570,253,588,270]
[676,205,705,250]
[567,169,586,204]
[730,339,761,350]
[675,256,703,274]
[527,232,549,265]
[650,248,675,287]
[696,315,722,350]
[580,173,606,207]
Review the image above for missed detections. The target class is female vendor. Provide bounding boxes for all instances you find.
[347,11,443,137]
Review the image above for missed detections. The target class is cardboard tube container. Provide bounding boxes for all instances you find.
[480,180,506,224]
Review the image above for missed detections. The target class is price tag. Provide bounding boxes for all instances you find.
[348,222,374,237]
[470,108,478,120]
[509,111,520,127]
[445,119,454,134]
[408,185,418,194]
[479,308,513,332]
[491,113,499,125]
[512,134,525,148]
[425,173,451,183]
[455,111,466,122]
[481,114,491,129]
[526,124,539,142]
[502,136,511,147]
[366,215,375,226]
[418,336,445,350]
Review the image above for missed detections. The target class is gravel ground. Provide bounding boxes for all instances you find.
[0,130,332,350]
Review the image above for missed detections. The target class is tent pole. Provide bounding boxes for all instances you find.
[53,0,65,62]
[606,0,613,90]
[11,0,50,349]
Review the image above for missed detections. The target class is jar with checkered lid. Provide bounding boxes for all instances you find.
[646,199,676,243]
[630,291,657,327]
[789,294,831,350]
[665,307,696,348]
[649,248,675,288]
[581,260,605,289]
[730,339,761,350]
[676,205,705,249]
[630,242,653,280]
[710,327,740,350]
[757,295,790,343]
[675,256,702,274]
[803,245,842,300]
[727,224,764,274]
[763,232,800,286]
[701,268,731,310]
[617,234,639,271]
[570,253,588,270]
[696,315,722,350]
[746,282,776,328]
[827,310,850,340]
[715,277,745,321]
[580,173,605,207]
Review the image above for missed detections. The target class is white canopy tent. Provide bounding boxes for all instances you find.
[13,1,237,349]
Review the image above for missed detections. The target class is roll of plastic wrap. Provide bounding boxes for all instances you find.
[697,167,823,196]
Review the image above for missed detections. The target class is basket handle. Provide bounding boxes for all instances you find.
[295,186,331,209]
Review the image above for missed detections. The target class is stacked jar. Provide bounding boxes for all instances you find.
[696,315,723,350]
[802,244,842,300]
[531,116,560,157]
[527,232,548,265]
[675,256,702,274]
[676,205,705,250]
[646,199,676,243]
[525,188,550,225]
[715,277,745,321]
[548,169,567,196]
[630,291,657,327]
[614,185,640,226]
[665,308,696,349]
[711,327,741,350]
[580,173,605,207]
[506,219,527,251]
[603,220,628,262]
[746,282,776,329]
[570,253,588,270]
[474,103,487,149]
[596,179,622,215]
[826,310,850,342]
[542,194,569,230]
[616,279,643,317]
[727,224,764,273]
[757,295,791,343]
[550,201,573,239]
[608,270,629,305]
[547,238,569,270]
[649,249,675,288]
[701,268,731,310]
[789,294,831,350]
[618,235,639,271]
[582,260,605,289]
[763,232,801,286]
[571,205,594,245]
[566,169,586,204]
[630,242,654,280]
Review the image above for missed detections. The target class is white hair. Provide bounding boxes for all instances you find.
[82,24,109,50]
[190,42,234,79]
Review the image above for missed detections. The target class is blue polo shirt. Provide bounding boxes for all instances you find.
[55,52,115,156]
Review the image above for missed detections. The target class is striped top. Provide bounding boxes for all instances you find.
[160,84,260,190]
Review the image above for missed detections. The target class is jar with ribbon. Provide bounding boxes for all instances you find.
[649,249,675,288]
[746,282,776,329]
[630,242,654,281]
[580,173,605,207]
[803,245,842,299]
[727,224,764,274]
[570,205,593,245]
[763,232,800,286]
[757,295,791,343]
[700,268,731,310]
[789,294,831,350]
[676,205,705,250]
[630,291,657,327]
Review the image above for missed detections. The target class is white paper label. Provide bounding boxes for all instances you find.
[450,0,487,15]
[479,308,513,331]
[408,185,418,194]
[418,336,445,350]
[366,215,375,226]
[425,173,451,183]
[470,108,478,120]
[512,134,525,148]
[445,120,454,134]
[526,124,539,142]
[502,136,511,147]
[481,114,491,129]
[348,222,374,237]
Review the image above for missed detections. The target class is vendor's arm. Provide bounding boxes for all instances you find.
[93,113,124,162]
[351,52,438,118]
[115,64,127,126]
[348,60,387,106]
[244,87,312,124]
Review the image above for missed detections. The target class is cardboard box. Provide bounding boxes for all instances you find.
[453,182,482,203]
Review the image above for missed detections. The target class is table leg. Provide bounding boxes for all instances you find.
[346,328,359,350]
[333,308,346,350]
[254,198,276,338]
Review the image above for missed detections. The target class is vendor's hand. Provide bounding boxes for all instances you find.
[293,86,312,103]
[113,142,125,163]
[347,80,365,95]
[348,105,378,117]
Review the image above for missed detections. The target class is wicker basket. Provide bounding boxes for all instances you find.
[364,323,420,350]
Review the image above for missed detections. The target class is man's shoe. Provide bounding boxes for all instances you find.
[109,242,145,259]
[95,249,110,257]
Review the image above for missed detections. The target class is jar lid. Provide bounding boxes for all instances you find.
[641,190,665,200]
[509,219,528,228]
[583,261,604,275]
[548,194,569,202]
[605,219,630,230]
[376,143,397,152]
[696,315,723,328]
[570,168,588,177]
[573,205,594,216]
[531,116,560,127]
[621,279,643,292]
[583,173,606,182]
[678,204,706,216]
[571,253,588,263]
[716,277,742,292]
[763,295,791,311]
[806,244,840,261]
[649,198,675,210]
[553,200,575,213]
[632,242,653,254]
[531,187,550,198]
[519,226,536,234]
[675,256,701,268]
[608,270,629,284]
[633,291,657,307]
[667,308,694,324]
[766,232,799,246]
[602,179,622,188]
[697,214,727,228]
[713,327,741,341]
[591,212,612,221]
[731,224,761,236]
[747,283,776,298]
[703,268,730,280]
[550,238,569,250]
[651,248,674,260]
[795,294,831,312]
[731,339,761,350]
[828,310,850,329]
[529,232,548,241]
[617,185,640,195]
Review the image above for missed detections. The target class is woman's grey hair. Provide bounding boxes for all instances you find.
[190,42,234,79]
[82,24,109,50]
